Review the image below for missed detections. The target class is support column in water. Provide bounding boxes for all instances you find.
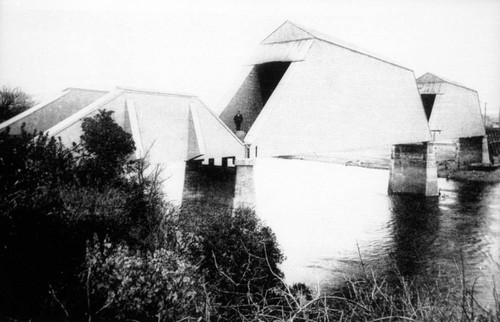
[388,142,438,197]
[456,136,490,166]
[482,136,491,165]
[233,158,256,208]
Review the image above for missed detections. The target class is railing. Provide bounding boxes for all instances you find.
[486,128,500,156]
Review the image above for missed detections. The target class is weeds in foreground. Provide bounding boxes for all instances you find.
[229,267,499,322]
[208,242,500,322]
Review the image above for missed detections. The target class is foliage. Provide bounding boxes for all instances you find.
[1,101,498,321]
[246,267,500,322]
[85,237,205,321]
[79,109,136,186]
[0,86,35,123]
[0,126,75,195]
[0,109,149,319]
[182,205,285,320]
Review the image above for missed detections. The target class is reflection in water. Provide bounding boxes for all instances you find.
[388,195,440,276]
[253,158,500,307]
[182,158,500,308]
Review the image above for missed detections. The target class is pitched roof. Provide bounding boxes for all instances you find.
[47,87,244,163]
[220,22,432,156]
[0,88,108,134]
[261,21,408,70]
[416,73,485,139]
[417,72,476,92]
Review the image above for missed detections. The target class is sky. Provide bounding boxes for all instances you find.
[1,0,499,117]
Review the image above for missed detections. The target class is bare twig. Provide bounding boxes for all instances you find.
[48,283,69,320]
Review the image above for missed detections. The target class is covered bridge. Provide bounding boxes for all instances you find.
[219,21,433,158]
[0,88,107,135]
[46,87,245,164]
[416,73,489,165]
[219,21,440,197]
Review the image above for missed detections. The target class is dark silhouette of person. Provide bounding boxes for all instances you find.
[234,111,243,131]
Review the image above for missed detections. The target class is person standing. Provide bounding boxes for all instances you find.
[234,111,243,131]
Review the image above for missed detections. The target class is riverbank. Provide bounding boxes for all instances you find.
[439,166,500,183]
[291,154,500,183]
[283,267,500,322]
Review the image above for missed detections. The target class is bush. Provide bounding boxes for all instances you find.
[0,86,35,123]
[85,237,205,321]
[0,110,161,319]
[184,206,285,320]
[79,110,135,186]
[0,103,291,321]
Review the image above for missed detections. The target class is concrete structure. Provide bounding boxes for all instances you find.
[219,21,437,197]
[233,158,257,208]
[388,143,438,196]
[220,21,432,157]
[40,87,245,203]
[416,73,490,166]
[46,87,245,164]
[0,88,107,135]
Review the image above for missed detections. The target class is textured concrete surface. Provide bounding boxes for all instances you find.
[388,143,438,196]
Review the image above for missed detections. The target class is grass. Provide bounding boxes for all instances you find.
[238,266,500,321]
[215,243,500,322]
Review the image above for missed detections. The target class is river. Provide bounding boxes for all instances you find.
[178,157,500,308]
[251,158,500,308]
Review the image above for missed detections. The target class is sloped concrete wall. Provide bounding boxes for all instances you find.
[4,89,106,135]
[219,67,264,134]
[426,83,485,141]
[246,40,432,156]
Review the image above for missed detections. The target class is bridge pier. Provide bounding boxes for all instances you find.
[457,136,490,166]
[233,158,256,208]
[388,142,438,197]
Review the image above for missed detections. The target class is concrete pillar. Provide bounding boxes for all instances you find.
[388,142,438,197]
[233,158,256,209]
[482,136,491,165]
[181,161,236,208]
[457,136,484,165]
[425,142,439,196]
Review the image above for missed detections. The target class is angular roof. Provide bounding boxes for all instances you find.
[417,72,485,139]
[220,22,432,157]
[47,87,244,163]
[417,72,476,92]
[257,21,406,69]
[0,88,107,135]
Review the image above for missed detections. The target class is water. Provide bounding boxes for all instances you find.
[251,158,500,307]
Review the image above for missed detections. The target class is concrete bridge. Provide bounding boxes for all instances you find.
[213,22,489,204]
[1,22,490,205]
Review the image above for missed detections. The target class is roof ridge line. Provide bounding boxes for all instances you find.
[46,89,125,136]
[117,86,196,98]
[0,90,71,131]
[314,38,412,71]
[262,21,412,71]
[285,20,317,39]
[62,87,108,93]
[417,73,477,92]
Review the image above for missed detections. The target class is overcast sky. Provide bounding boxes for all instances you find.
[1,0,499,117]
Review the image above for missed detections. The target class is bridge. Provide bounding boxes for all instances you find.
[1,22,490,204]
[216,22,489,204]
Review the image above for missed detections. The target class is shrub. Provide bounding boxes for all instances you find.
[85,237,205,321]
[185,206,285,320]
[0,110,160,319]
[79,109,135,186]
[0,86,34,123]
